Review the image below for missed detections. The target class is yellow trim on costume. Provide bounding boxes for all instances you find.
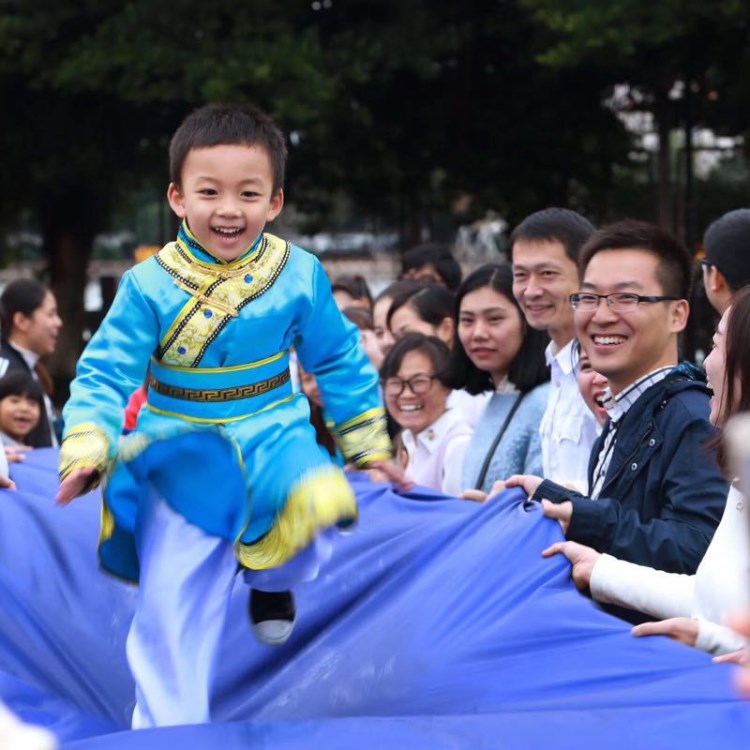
[156,233,290,367]
[332,406,392,468]
[143,394,295,424]
[337,406,388,433]
[235,465,357,570]
[99,502,115,547]
[59,423,111,485]
[178,223,264,269]
[151,349,287,375]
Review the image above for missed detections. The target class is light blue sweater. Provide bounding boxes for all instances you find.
[461,382,550,493]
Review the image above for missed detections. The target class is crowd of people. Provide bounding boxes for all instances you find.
[310,207,750,673]
[2,103,750,742]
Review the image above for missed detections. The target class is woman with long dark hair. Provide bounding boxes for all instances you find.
[449,264,550,493]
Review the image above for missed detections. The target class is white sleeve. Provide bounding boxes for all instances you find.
[694,618,749,656]
[589,553,695,620]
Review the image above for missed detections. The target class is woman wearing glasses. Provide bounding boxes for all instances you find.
[381,333,473,496]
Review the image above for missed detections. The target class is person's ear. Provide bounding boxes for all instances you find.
[706,266,727,293]
[12,311,30,334]
[670,299,690,333]
[436,316,455,346]
[167,183,186,218]
[266,188,284,221]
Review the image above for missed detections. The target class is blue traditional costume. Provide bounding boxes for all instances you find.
[60,223,391,726]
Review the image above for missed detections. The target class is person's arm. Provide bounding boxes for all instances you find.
[60,270,159,495]
[695,619,749,656]
[295,258,391,469]
[543,418,725,572]
[589,553,694,619]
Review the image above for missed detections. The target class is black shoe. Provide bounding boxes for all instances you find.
[249,589,296,646]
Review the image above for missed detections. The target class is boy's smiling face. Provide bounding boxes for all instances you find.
[167,143,283,262]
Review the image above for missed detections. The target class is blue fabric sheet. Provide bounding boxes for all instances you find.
[1,449,749,749]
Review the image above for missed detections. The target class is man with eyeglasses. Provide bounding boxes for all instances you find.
[507,220,726,597]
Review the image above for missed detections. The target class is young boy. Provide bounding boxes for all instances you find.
[55,104,395,728]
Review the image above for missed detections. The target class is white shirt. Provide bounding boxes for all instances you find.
[539,340,600,491]
[590,485,750,655]
[401,407,474,497]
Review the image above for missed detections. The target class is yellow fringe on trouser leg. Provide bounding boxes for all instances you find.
[235,465,357,570]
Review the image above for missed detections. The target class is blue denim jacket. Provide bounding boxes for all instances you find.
[535,363,726,575]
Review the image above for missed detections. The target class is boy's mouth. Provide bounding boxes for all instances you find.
[211,226,244,238]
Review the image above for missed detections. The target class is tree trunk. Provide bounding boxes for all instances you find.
[38,196,98,406]
[654,90,673,231]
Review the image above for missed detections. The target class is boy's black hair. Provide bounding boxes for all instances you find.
[401,243,463,292]
[703,209,750,292]
[386,284,454,331]
[380,333,452,388]
[579,219,693,300]
[0,279,49,342]
[169,103,287,193]
[510,207,595,264]
[448,264,550,395]
[0,371,44,405]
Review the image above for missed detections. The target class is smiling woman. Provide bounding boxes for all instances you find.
[381,333,473,496]
[448,264,550,493]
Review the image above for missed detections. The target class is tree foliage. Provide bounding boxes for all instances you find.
[2,0,747,385]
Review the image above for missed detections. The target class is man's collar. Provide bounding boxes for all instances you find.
[602,366,674,422]
[545,338,575,374]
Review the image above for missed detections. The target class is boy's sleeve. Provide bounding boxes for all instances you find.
[60,270,159,484]
[294,258,391,467]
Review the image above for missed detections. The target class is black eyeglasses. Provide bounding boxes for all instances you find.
[569,292,681,312]
[382,374,436,396]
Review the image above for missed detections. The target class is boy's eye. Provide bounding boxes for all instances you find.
[241,191,260,198]
[198,188,217,196]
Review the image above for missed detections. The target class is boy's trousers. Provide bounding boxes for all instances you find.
[127,490,333,728]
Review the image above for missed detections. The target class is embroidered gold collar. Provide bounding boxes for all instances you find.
[155,231,290,367]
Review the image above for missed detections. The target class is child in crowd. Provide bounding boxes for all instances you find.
[449,265,550,495]
[382,333,473,496]
[55,103,396,728]
[0,373,43,448]
[574,346,608,427]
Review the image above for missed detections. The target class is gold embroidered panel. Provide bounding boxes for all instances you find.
[156,233,290,367]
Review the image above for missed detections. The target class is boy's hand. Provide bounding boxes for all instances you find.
[55,468,99,506]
